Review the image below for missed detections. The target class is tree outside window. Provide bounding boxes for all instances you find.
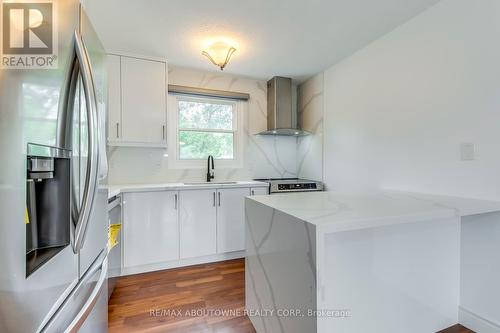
[177,98,237,160]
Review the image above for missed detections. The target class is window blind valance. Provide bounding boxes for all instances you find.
[168,84,250,101]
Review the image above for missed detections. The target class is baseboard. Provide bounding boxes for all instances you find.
[120,251,245,276]
[459,307,500,333]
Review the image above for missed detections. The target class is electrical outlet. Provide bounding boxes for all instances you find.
[460,143,475,161]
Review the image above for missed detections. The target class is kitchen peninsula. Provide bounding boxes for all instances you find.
[245,191,500,333]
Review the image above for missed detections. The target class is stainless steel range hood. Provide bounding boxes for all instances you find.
[258,76,310,136]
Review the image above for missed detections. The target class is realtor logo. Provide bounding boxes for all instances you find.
[1,0,58,69]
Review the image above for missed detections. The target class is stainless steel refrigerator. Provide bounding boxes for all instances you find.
[0,2,109,332]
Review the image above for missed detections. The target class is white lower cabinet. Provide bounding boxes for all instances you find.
[123,191,179,268]
[250,187,268,196]
[179,189,217,259]
[217,188,250,253]
[122,185,269,272]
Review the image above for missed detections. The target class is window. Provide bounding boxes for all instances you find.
[168,94,244,168]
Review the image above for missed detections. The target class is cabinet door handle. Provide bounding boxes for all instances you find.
[213,192,216,207]
[162,125,165,140]
[251,190,255,196]
[218,192,221,206]
[174,193,178,210]
[116,123,119,138]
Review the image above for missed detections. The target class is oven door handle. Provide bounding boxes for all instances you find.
[107,196,121,211]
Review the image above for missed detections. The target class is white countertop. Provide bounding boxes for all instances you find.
[247,190,500,232]
[107,187,121,199]
[104,180,269,199]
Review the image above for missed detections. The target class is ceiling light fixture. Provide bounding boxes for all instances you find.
[202,41,236,70]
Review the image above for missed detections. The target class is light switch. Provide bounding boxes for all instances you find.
[460,143,475,161]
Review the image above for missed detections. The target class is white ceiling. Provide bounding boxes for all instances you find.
[83,0,440,82]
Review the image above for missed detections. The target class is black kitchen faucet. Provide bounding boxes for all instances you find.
[207,155,215,182]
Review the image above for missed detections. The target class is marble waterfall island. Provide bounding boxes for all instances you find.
[245,191,500,333]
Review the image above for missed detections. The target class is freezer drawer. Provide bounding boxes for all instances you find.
[78,276,108,333]
[41,252,108,333]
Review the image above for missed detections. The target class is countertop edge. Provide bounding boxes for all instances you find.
[105,181,269,199]
[246,190,500,232]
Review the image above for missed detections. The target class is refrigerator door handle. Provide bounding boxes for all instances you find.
[65,256,108,333]
[72,29,100,253]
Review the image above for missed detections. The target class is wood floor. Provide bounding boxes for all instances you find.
[438,325,474,333]
[109,259,255,332]
[109,258,474,333]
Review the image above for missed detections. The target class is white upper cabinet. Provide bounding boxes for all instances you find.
[217,188,250,253]
[106,55,121,141]
[106,54,167,147]
[121,57,166,145]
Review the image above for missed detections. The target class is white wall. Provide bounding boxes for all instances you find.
[107,66,297,184]
[323,0,500,330]
[324,0,500,201]
[460,212,500,333]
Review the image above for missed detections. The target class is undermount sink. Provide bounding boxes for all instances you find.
[183,181,238,185]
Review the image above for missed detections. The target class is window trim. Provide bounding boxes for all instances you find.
[167,94,245,169]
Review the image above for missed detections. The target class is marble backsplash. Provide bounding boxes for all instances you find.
[297,73,324,182]
[107,66,299,184]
